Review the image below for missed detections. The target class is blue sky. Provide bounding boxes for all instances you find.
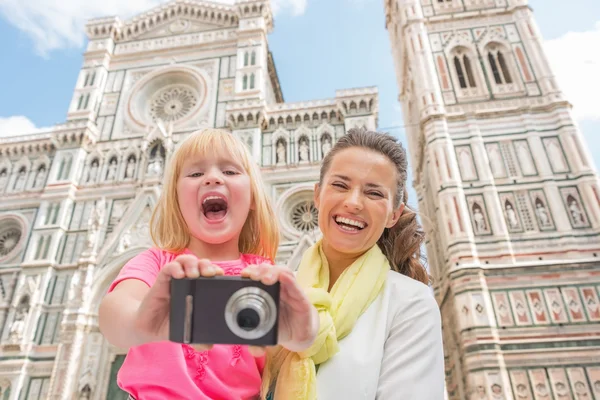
[0,0,598,208]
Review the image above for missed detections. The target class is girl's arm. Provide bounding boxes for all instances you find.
[99,254,223,351]
[98,279,152,349]
[376,289,445,399]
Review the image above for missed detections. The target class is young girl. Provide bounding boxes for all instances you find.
[98,128,318,400]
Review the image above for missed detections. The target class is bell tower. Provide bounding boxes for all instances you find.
[385,0,600,398]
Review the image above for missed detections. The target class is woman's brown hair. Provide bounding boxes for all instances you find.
[319,127,430,285]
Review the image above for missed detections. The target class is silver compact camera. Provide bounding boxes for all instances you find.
[169,276,280,345]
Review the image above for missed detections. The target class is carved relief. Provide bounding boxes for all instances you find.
[561,287,586,322]
[543,288,568,324]
[585,367,600,398]
[509,370,533,400]
[528,369,551,399]
[580,287,600,321]
[509,291,532,326]
[491,292,514,327]
[566,368,592,398]
[526,290,550,325]
[484,371,506,400]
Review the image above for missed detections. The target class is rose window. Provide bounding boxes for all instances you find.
[149,85,198,123]
[291,201,318,232]
[0,226,22,257]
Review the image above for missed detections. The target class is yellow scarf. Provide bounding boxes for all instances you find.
[265,240,390,399]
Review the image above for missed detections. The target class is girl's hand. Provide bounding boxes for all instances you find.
[241,264,318,356]
[134,254,223,351]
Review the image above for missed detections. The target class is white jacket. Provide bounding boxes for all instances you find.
[315,271,445,399]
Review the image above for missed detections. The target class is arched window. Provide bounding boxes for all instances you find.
[486,45,512,85]
[242,75,248,90]
[453,53,476,89]
[89,72,96,86]
[244,52,249,66]
[249,74,255,89]
[251,51,256,65]
[77,95,84,110]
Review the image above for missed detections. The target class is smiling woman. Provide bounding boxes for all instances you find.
[261,128,445,400]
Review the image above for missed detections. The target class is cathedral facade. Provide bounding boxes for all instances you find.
[0,1,377,398]
[385,0,600,399]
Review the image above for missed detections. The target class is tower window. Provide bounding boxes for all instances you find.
[251,51,256,65]
[243,75,248,90]
[244,52,249,67]
[453,54,476,89]
[249,73,255,89]
[487,46,512,85]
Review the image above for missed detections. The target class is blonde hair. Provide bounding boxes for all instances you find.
[150,128,279,261]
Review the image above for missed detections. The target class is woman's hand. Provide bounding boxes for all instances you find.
[242,264,318,355]
[133,254,223,351]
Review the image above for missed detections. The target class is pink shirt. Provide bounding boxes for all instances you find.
[107,248,271,400]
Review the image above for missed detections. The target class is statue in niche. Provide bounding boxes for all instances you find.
[321,135,332,157]
[298,137,310,162]
[125,156,136,179]
[472,203,487,233]
[567,195,585,225]
[13,168,26,191]
[117,229,132,254]
[8,296,30,343]
[106,158,118,181]
[0,169,8,193]
[79,384,92,400]
[504,201,519,229]
[0,379,11,399]
[86,198,106,251]
[534,198,551,227]
[276,140,286,165]
[34,165,46,188]
[87,159,99,183]
[147,144,165,177]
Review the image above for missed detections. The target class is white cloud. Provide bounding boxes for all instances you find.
[545,21,600,121]
[0,0,306,57]
[0,116,47,137]
[272,0,307,16]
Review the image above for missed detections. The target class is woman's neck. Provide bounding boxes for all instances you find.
[187,237,241,261]
[321,241,364,291]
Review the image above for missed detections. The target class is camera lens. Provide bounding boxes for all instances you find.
[237,308,260,330]
[225,287,277,340]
